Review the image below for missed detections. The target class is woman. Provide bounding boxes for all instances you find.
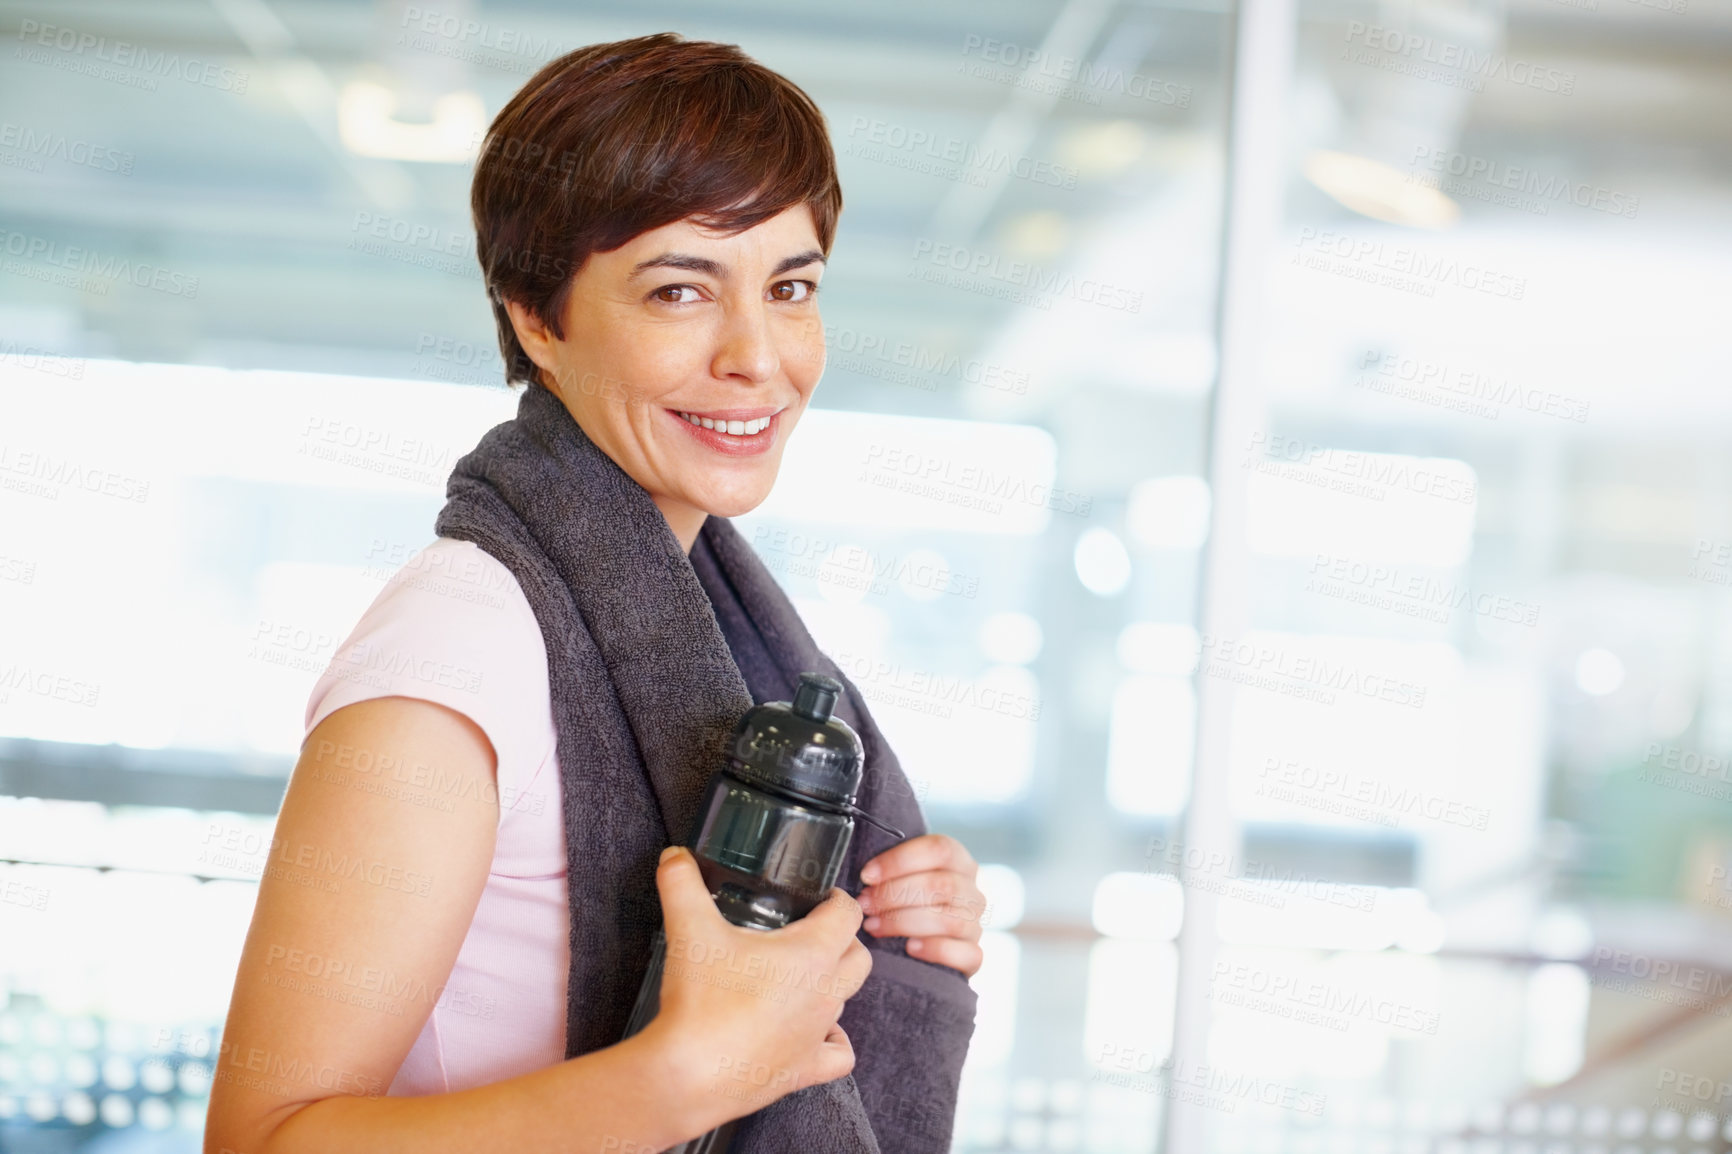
[206,31,983,1154]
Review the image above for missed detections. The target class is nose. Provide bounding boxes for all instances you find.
[710,296,780,385]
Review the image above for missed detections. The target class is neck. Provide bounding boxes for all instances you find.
[652,493,708,555]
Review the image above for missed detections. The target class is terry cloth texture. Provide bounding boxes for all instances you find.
[434,381,976,1152]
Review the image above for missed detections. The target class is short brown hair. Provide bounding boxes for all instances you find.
[471,32,843,387]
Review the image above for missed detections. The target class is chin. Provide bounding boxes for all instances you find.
[695,479,777,520]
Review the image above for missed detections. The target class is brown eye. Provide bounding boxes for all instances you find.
[652,285,700,304]
[771,280,817,303]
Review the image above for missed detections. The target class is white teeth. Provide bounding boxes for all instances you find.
[677,412,772,436]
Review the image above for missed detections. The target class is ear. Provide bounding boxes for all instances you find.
[502,297,563,387]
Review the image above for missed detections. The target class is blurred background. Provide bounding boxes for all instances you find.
[1,0,1730,1150]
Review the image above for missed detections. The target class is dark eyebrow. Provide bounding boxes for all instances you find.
[769,249,826,278]
[628,249,826,282]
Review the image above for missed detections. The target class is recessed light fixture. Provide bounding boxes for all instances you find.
[338,80,485,163]
[1304,149,1461,230]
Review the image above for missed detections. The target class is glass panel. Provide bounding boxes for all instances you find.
[1175,0,1732,1143]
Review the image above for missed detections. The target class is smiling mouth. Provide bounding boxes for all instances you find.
[672,410,774,437]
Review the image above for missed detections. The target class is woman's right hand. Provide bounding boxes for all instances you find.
[645,846,873,1128]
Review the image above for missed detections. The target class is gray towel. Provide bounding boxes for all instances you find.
[434,381,977,1152]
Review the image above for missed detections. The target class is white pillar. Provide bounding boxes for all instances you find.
[1160,0,1295,1149]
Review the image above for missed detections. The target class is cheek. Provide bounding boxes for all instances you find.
[584,327,689,411]
[799,342,827,383]
[780,322,826,381]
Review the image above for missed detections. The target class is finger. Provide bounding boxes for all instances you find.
[859,833,973,885]
[803,1023,856,1088]
[654,846,728,935]
[835,938,873,997]
[903,935,984,978]
[794,884,865,945]
[859,868,977,913]
[863,905,983,943]
[859,869,985,922]
[808,938,872,1008]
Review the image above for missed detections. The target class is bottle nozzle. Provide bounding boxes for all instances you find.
[791,672,842,722]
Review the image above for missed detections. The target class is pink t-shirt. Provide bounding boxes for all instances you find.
[303,537,569,1096]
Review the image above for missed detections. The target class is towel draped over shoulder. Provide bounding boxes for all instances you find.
[433,381,977,1152]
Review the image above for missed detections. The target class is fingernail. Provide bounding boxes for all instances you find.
[907,938,923,951]
[861,864,880,883]
[659,846,680,864]
[864,917,881,933]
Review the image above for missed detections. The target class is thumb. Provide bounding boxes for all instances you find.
[655,846,723,934]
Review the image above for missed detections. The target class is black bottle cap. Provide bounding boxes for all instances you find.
[728,671,862,808]
[792,673,842,722]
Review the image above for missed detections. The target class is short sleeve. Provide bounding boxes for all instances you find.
[303,538,551,824]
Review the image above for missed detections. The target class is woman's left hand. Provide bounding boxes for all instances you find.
[858,833,985,979]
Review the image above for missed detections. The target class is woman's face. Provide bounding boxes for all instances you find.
[507,203,826,542]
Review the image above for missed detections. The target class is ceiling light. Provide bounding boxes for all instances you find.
[338,80,485,163]
[1304,149,1461,231]
[1061,119,1145,177]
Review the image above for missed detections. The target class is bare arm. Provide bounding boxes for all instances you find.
[204,696,699,1154]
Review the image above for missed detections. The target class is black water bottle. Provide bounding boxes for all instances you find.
[621,672,900,1154]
